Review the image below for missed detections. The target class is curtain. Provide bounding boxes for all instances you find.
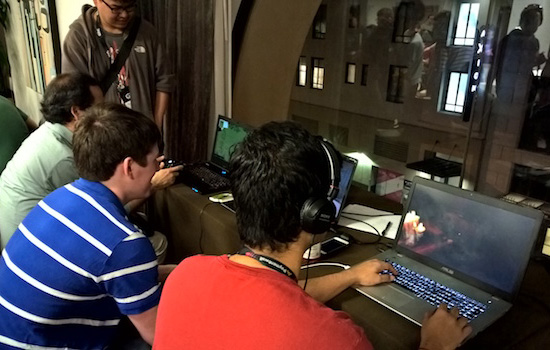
[139,0,214,162]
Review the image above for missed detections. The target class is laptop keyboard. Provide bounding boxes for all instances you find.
[386,260,488,321]
[187,166,230,190]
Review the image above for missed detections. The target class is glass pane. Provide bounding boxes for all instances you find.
[229,0,550,211]
[455,3,470,40]
[446,72,460,105]
[466,3,480,39]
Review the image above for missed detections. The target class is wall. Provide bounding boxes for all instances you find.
[5,0,90,123]
[232,0,322,126]
[56,0,93,43]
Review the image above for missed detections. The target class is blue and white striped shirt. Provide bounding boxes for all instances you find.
[0,179,160,349]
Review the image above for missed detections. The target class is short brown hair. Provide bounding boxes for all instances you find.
[73,103,161,182]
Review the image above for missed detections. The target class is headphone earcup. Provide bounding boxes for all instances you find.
[300,197,336,234]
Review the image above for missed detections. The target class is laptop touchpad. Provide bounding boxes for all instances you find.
[385,285,416,307]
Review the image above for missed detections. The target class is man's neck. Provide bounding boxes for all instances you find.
[230,232,313,278]
[64,120,77,132]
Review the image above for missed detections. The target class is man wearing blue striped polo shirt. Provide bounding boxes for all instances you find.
[0,103,174,349]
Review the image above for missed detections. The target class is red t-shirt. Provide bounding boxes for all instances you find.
[154,255,373,350]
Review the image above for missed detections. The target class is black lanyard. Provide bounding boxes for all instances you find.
[237,247,297,282]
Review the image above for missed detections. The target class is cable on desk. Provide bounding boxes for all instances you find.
[198,202,217,254]
[341,211,395,217]
[300,262,351,270]
[339,214,383,245]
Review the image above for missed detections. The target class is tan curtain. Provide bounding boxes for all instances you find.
[139,0,214,162]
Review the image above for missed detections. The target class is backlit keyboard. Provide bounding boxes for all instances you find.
[386,260,488,321]
[187,166,230,190]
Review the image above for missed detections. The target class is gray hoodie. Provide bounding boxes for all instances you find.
[62,5,174,119]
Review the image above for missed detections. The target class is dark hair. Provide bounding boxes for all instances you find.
[41,73,100,125]
[521,4,543,25]
[229,121,330,251]
[73,103,161,182]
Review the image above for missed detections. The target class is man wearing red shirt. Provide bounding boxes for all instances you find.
[154,122,471,349]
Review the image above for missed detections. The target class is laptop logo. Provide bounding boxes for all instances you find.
[441,266,455,275]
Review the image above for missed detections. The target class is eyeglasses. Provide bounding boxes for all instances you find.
[101,0,137,15]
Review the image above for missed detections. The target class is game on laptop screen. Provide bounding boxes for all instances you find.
[211,117,250,170]
[396,181,540,297]
[332,156,357,220]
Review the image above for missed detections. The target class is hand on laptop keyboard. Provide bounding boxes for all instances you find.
[420,304,472,350]
[348,259,398,286]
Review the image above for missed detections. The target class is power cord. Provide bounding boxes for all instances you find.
[300,262,350,270]
[339,214,384,245]
[198,202,217,253]
[302,234,316,291]
[340,211,395,217]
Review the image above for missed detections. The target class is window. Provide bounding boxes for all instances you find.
[313,4,327,39]
[387,66,407,103]
[349,2,360,28]
[345,63,356,84]
[393,1,416,43]
[444,72,469,113]
[311,58,325,90]
[453,3,480,46]
[361,65,368,86]
[297,56,307,87]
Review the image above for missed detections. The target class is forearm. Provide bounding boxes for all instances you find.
[154,91,170,130]
[128,306,158,345]
[299,268,357,303]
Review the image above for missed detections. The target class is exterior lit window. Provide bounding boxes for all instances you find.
[387,65,407,103]
[297,56,307,87]
[454,3,480,46]
[444,72,469,113]
[313,4,327,39]
[345,63,356,84]
[312,58,325,90]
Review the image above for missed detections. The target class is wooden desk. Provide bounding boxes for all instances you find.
[150,184,241,262]
[151,184,550,349]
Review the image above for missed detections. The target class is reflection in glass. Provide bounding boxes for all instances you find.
[297,56,307,87]
[285,0,550,199]
[454,3,480,46]
[311,58,325,89]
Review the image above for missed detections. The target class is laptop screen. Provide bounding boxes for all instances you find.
[333,155,357,221]
[211,116,250,171]
[396,177,542,299]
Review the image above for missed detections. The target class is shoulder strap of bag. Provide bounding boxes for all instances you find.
[100,17,142,94]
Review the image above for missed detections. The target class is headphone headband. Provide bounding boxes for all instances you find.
[319,139,341,201]
[300,138,342,234]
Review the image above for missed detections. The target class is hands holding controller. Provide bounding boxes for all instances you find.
[152,156,184,191]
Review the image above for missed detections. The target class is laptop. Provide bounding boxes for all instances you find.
[180,116,250,194]
[222,154,358,221]
[331,154,358,223]
[356,177,543,337]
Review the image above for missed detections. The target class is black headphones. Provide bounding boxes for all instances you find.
[300,139,341,234]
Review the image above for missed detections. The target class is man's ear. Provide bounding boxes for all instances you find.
[122,157,135,179]
[70,106,83,121]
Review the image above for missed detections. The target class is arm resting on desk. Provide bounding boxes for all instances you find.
[300,259,396,303]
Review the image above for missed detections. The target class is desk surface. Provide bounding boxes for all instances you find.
[152,183,550,349]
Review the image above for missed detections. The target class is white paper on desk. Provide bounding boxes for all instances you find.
[337,204,402,239]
